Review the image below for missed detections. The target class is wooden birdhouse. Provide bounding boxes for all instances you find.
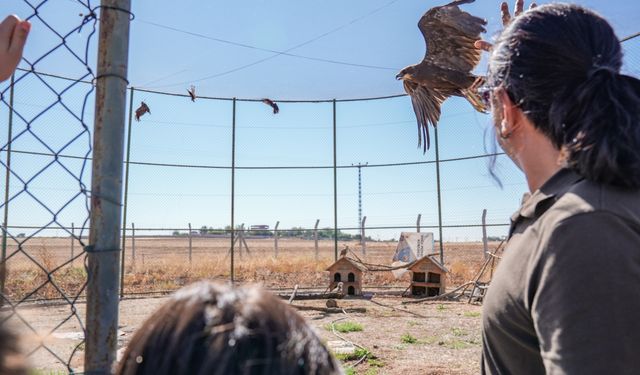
[408,256,448,297]
[326,257,366,296]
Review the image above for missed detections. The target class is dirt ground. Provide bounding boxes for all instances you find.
[11,294,483,375]
[2,237,496,373]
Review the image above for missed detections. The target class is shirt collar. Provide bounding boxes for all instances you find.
[511,168,584,222]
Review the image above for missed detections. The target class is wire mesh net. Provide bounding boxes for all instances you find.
[0,0,99,372]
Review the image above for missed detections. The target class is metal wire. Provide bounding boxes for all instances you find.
[0,1,102,373]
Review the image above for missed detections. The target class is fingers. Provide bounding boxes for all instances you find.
[0,15,19,51]
[500,2,511,26]
[514,0,524,17]
[9,20,30,55]
[474,40,493,52]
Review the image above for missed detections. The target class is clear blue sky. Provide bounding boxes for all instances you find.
[1,0,639,241]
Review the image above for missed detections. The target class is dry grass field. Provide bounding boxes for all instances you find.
[2,236,499,300]
[2,236,500,374]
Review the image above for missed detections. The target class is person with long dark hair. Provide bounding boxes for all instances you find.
[478,2,640,374]
[116,281,342,375]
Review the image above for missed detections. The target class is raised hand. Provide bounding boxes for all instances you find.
[0,15,31,82]
[475,1,537,51]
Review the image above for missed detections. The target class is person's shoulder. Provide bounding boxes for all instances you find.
[556,179,640,223]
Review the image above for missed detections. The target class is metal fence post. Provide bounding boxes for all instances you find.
[482,209,488,260]
[434,126,444,265]
[274,221,279,258]
[188,222,192,265]
[1,74,15,298]
[70,222,75,261]
[416,214,421,233]
[230,98,236,283]
[314,219,320,260]
[85,1,131,373]
[332,99,338,261]
[120,86,134,298]
[360,216,367,256]
[131,222,136,268]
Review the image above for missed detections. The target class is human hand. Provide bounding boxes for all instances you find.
[0,15,31,82]
[474,0,537,51]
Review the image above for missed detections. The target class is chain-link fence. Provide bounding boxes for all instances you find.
[0,0,133,373]
[0,1,99,372]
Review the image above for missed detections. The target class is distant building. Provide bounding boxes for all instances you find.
[407,256,448,297]
[250,225,269,230]
[326,257,366,296]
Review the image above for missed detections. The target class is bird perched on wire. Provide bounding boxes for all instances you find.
[396,0,487,152]
[261,98,279,114]
[135,101,150,121]
[187,85,196,102]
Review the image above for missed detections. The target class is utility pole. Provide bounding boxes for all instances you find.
[352,162,368,234]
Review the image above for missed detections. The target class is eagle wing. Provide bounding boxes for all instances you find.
[418,0,486,73]
[404,80,455,151]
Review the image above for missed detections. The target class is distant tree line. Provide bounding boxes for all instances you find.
[172,225,373,241]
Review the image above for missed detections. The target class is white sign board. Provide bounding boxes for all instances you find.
[391,232,434,278]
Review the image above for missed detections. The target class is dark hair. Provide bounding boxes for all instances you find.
[488,3,640,188]
[0,319,27,375]
[116,282,341,375]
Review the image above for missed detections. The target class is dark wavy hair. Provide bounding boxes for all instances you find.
[116,282,341,375]
[488,3,640,188]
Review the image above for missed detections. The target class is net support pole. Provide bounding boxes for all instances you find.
[120,86,134,299]
[332,99,338,261]
[434,126,444,265]
[230,98,236,283]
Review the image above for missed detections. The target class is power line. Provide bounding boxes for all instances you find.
[142,0,402,88]
[137,20,399,77]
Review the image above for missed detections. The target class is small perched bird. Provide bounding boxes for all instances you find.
[261,98,279,114]
[330,282,344,294]
[135,101,150,121]
[339,245,349,258]
[187,85,196,102]
[396,0,487,151]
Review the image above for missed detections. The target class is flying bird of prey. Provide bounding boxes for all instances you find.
[396,0,487,151]
[187,85,196,102]
[261,98,279,114]
[135,101,150,121]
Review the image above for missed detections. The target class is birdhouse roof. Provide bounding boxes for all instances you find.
[407,255,449,273]
[326,257,367,272]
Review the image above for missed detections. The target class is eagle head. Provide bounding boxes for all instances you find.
[396,66,416,81]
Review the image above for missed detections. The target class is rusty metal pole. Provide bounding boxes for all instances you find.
[85,2,131,373]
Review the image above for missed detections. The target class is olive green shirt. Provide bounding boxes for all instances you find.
[482,168,640,374]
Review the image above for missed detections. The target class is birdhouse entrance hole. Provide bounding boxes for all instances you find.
[348,272,355,282]
[347,286,355,295]
[427,287,439,297]
[334,273,341,282]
